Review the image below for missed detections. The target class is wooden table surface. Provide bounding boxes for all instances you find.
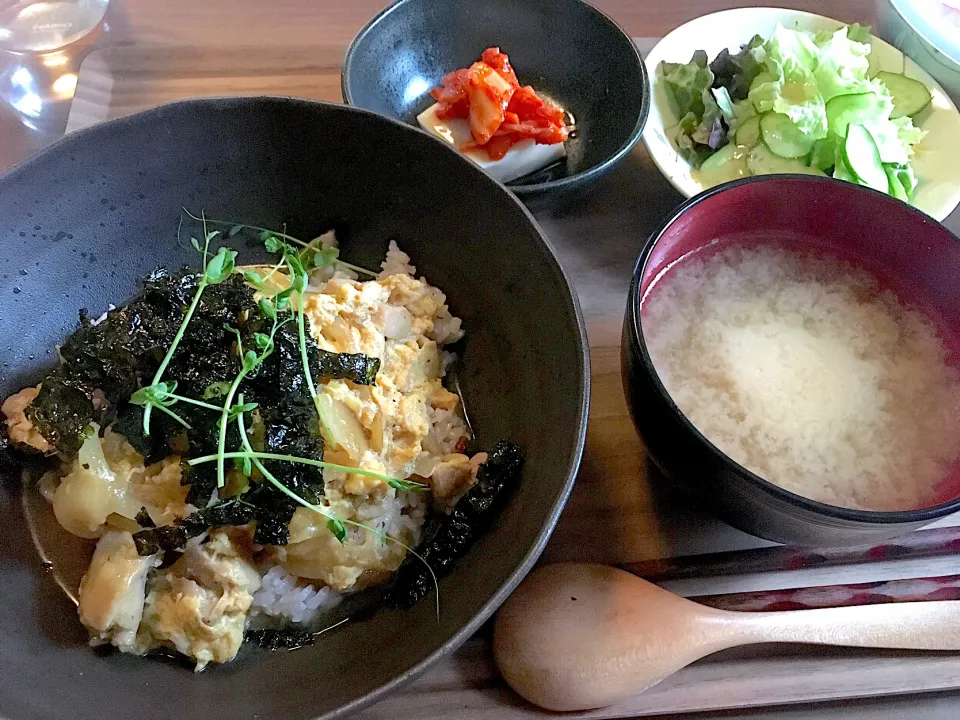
[0,0,873,169]
[3,1,960,718]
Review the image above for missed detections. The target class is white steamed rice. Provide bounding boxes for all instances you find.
[252,566,342,624]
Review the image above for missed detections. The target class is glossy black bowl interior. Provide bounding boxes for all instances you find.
[342,0,649,205]
[0,98,589,719]
[622,176,960,547]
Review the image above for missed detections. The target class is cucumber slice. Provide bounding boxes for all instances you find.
[825,93,881,139]
[809,137,838,171]
[697,143,749,185]
[699,143,739,173]
[746,143,826,176]
[842,124,888,192]
[876,71,932,119]
[735,115,761,148]
[884,164,909,202]
[760,112,815,158]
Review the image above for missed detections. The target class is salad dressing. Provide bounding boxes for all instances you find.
[692,144,750,185]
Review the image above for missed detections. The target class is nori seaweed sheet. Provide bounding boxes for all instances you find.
[389,441,524,608]
[133,497,258,555]
[315,349,379,386]
[27,269,257,459]
[246,627,317,651]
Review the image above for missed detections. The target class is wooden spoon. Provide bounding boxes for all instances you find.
[493,562,960,712]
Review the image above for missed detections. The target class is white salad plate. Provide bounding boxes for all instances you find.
[642,7,960,221]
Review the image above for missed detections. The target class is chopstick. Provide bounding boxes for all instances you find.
[692,574,960,611]
[620,525,960,581]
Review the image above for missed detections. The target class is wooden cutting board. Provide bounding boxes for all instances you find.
[62,41,960,719]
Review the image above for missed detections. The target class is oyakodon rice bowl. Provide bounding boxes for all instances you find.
[0,225,523,670]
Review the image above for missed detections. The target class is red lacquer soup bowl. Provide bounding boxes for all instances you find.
[622,175,960,547]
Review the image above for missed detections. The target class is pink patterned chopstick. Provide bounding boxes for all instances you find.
[620,526,960,581]
[692,574,960,611]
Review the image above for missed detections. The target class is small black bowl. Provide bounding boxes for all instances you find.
[342,0,649,207]
[622,176,960,548]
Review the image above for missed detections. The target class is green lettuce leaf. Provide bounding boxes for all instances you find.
[809,136,839,171]
[845,23,873,45]
[659,51,714,119]
[732,98,757,123]
[863,114,925,165]
[749,26,828,138]
[691,89,728,149]
[813,27,874,102]
[660,52,732,167]
[711,86,737,123]
[749,61,827,138]
[766,24,820,72]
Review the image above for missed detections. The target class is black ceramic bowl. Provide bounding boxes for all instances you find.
[622,176,960,548]
[0,97,589,719]
[341,0,649,207]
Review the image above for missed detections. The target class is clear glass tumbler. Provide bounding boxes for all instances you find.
[0,0,109,134]
[0,0,109,53]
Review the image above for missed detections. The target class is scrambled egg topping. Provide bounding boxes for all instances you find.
[278,254,472,591]
[303,270,464,481]
[1,386,50,453]
[138,529,261,669]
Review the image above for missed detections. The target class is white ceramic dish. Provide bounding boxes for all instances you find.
[642,7,960,221]
[879,0,960,104]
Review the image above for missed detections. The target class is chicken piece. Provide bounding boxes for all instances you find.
[138,530,261,669]
[177,529,261,594]
[77,531,161,653]
[1,386,50,453]
[130,456,192,526]
[428,453,486,510]
[281,530,368,592]
[282,508,409,592]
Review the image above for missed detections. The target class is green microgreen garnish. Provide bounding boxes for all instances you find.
[130,381,193,429]
[387,477,429,493]
[214,305,289,489]
[189,450,405,484]
[292,228,374,277]
[313,247,340,268]
[203,381,232,399]
[233,398,346,543]
[283,246,323,414]
[130,380,225,429]
[182,209,378,277]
